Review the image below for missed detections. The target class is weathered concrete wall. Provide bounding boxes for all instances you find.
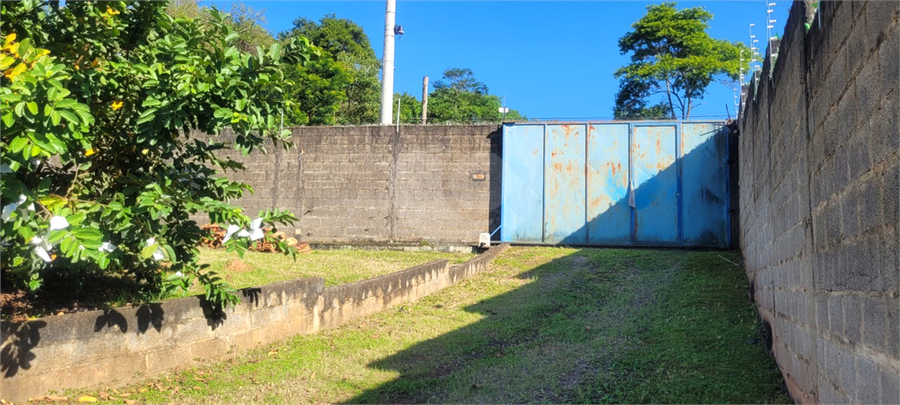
[739,1,898,404]
[201,125,501,245]
[0,244,510,402]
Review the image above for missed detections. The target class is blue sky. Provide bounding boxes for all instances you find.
[208,1,792,121]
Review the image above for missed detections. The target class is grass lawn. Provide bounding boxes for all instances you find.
[60,247,791,404]
[191,247,476,292]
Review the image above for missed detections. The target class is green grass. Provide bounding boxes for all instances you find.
[192,247,475,291]
[59,247,791,404]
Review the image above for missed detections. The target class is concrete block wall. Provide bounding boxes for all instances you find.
[739,1,899,404]
[199,125,500,245]
[0,244,510,402]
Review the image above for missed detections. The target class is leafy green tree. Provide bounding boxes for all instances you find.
[283,52,349,126]
[613,2,750,120]
[394,92,422,124]
[166,0,275,55]
[433,68,488,95]
[428,68,524,123]
[1,1,311,308]
[280,15,380,125]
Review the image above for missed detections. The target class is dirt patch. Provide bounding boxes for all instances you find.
[223,259,253,273]
[1,289,102,322]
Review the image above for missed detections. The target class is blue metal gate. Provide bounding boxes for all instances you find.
[500,121,730,247]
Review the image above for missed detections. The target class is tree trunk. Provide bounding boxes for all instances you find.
[665,79,675,119]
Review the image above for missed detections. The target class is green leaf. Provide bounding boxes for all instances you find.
[26,102,38,115]
[136,108,158,125]
[2,111,16,128]
[9,136,28,152]
[54,99,78,109]
[0,55,14,71]
[70,228,103,241]
[50,110,61,126]
[60,235,76,255]
[73,109,92,125]
[58,109,79,124]
[140,243,159,260]
[214,108,232,119]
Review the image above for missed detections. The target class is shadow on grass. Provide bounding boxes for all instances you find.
[344,248,791,404]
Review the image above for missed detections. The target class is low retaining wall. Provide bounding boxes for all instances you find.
[0,244,510,401]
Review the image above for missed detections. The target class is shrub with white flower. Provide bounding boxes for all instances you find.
[1,1,309,308]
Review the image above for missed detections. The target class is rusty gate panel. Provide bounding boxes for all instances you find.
[500,124,544,243]
[500,121,730,247]
[632,124,679,244]
[544,124,587,244]
[586,123,631,244]
[681,123,730,247]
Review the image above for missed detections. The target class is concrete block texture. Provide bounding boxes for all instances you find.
[740,1,899,403]
[190,125,499,244]
[0,244,510,402]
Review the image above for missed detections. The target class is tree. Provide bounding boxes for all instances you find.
[166,0,275,55]
[428,68,525,124]
[280,15,380,125]
[1,1,311,308]
[433,68,488,95]
[394,92,423,124]
[283,52,349,126]
[613,2,750,120]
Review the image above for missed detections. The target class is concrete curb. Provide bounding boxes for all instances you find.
[0,243,510,401]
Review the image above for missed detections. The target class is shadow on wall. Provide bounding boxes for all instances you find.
[0,291,250,381]
[488,127,503,240]
[502,122,732,248]
[0,321,45,378]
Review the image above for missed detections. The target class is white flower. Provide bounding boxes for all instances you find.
[222,224,240,243]
[99,242,117,253]
[1,203,16,221]
[26,203,34,211]
[31,235,51,250]
[174,271,183,278]
[247,218,264,241]
[234,218,264,241]
[48,216,69,231]
[1,195,27,221]
[31,236,53,263]
[34,246,53,262]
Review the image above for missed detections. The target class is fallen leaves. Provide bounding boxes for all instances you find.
[77,396,97,403]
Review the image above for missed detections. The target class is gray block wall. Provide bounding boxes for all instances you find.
[195,125,500,245]
[738,1,899,404]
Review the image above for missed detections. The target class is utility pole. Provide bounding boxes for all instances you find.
[379,0,396,125]
[421,76,428,124]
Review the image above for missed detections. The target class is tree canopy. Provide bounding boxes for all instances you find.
[280,14,380,125]
[428,68,525,124]
[613,2,750,120]
[166,0,275,54]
